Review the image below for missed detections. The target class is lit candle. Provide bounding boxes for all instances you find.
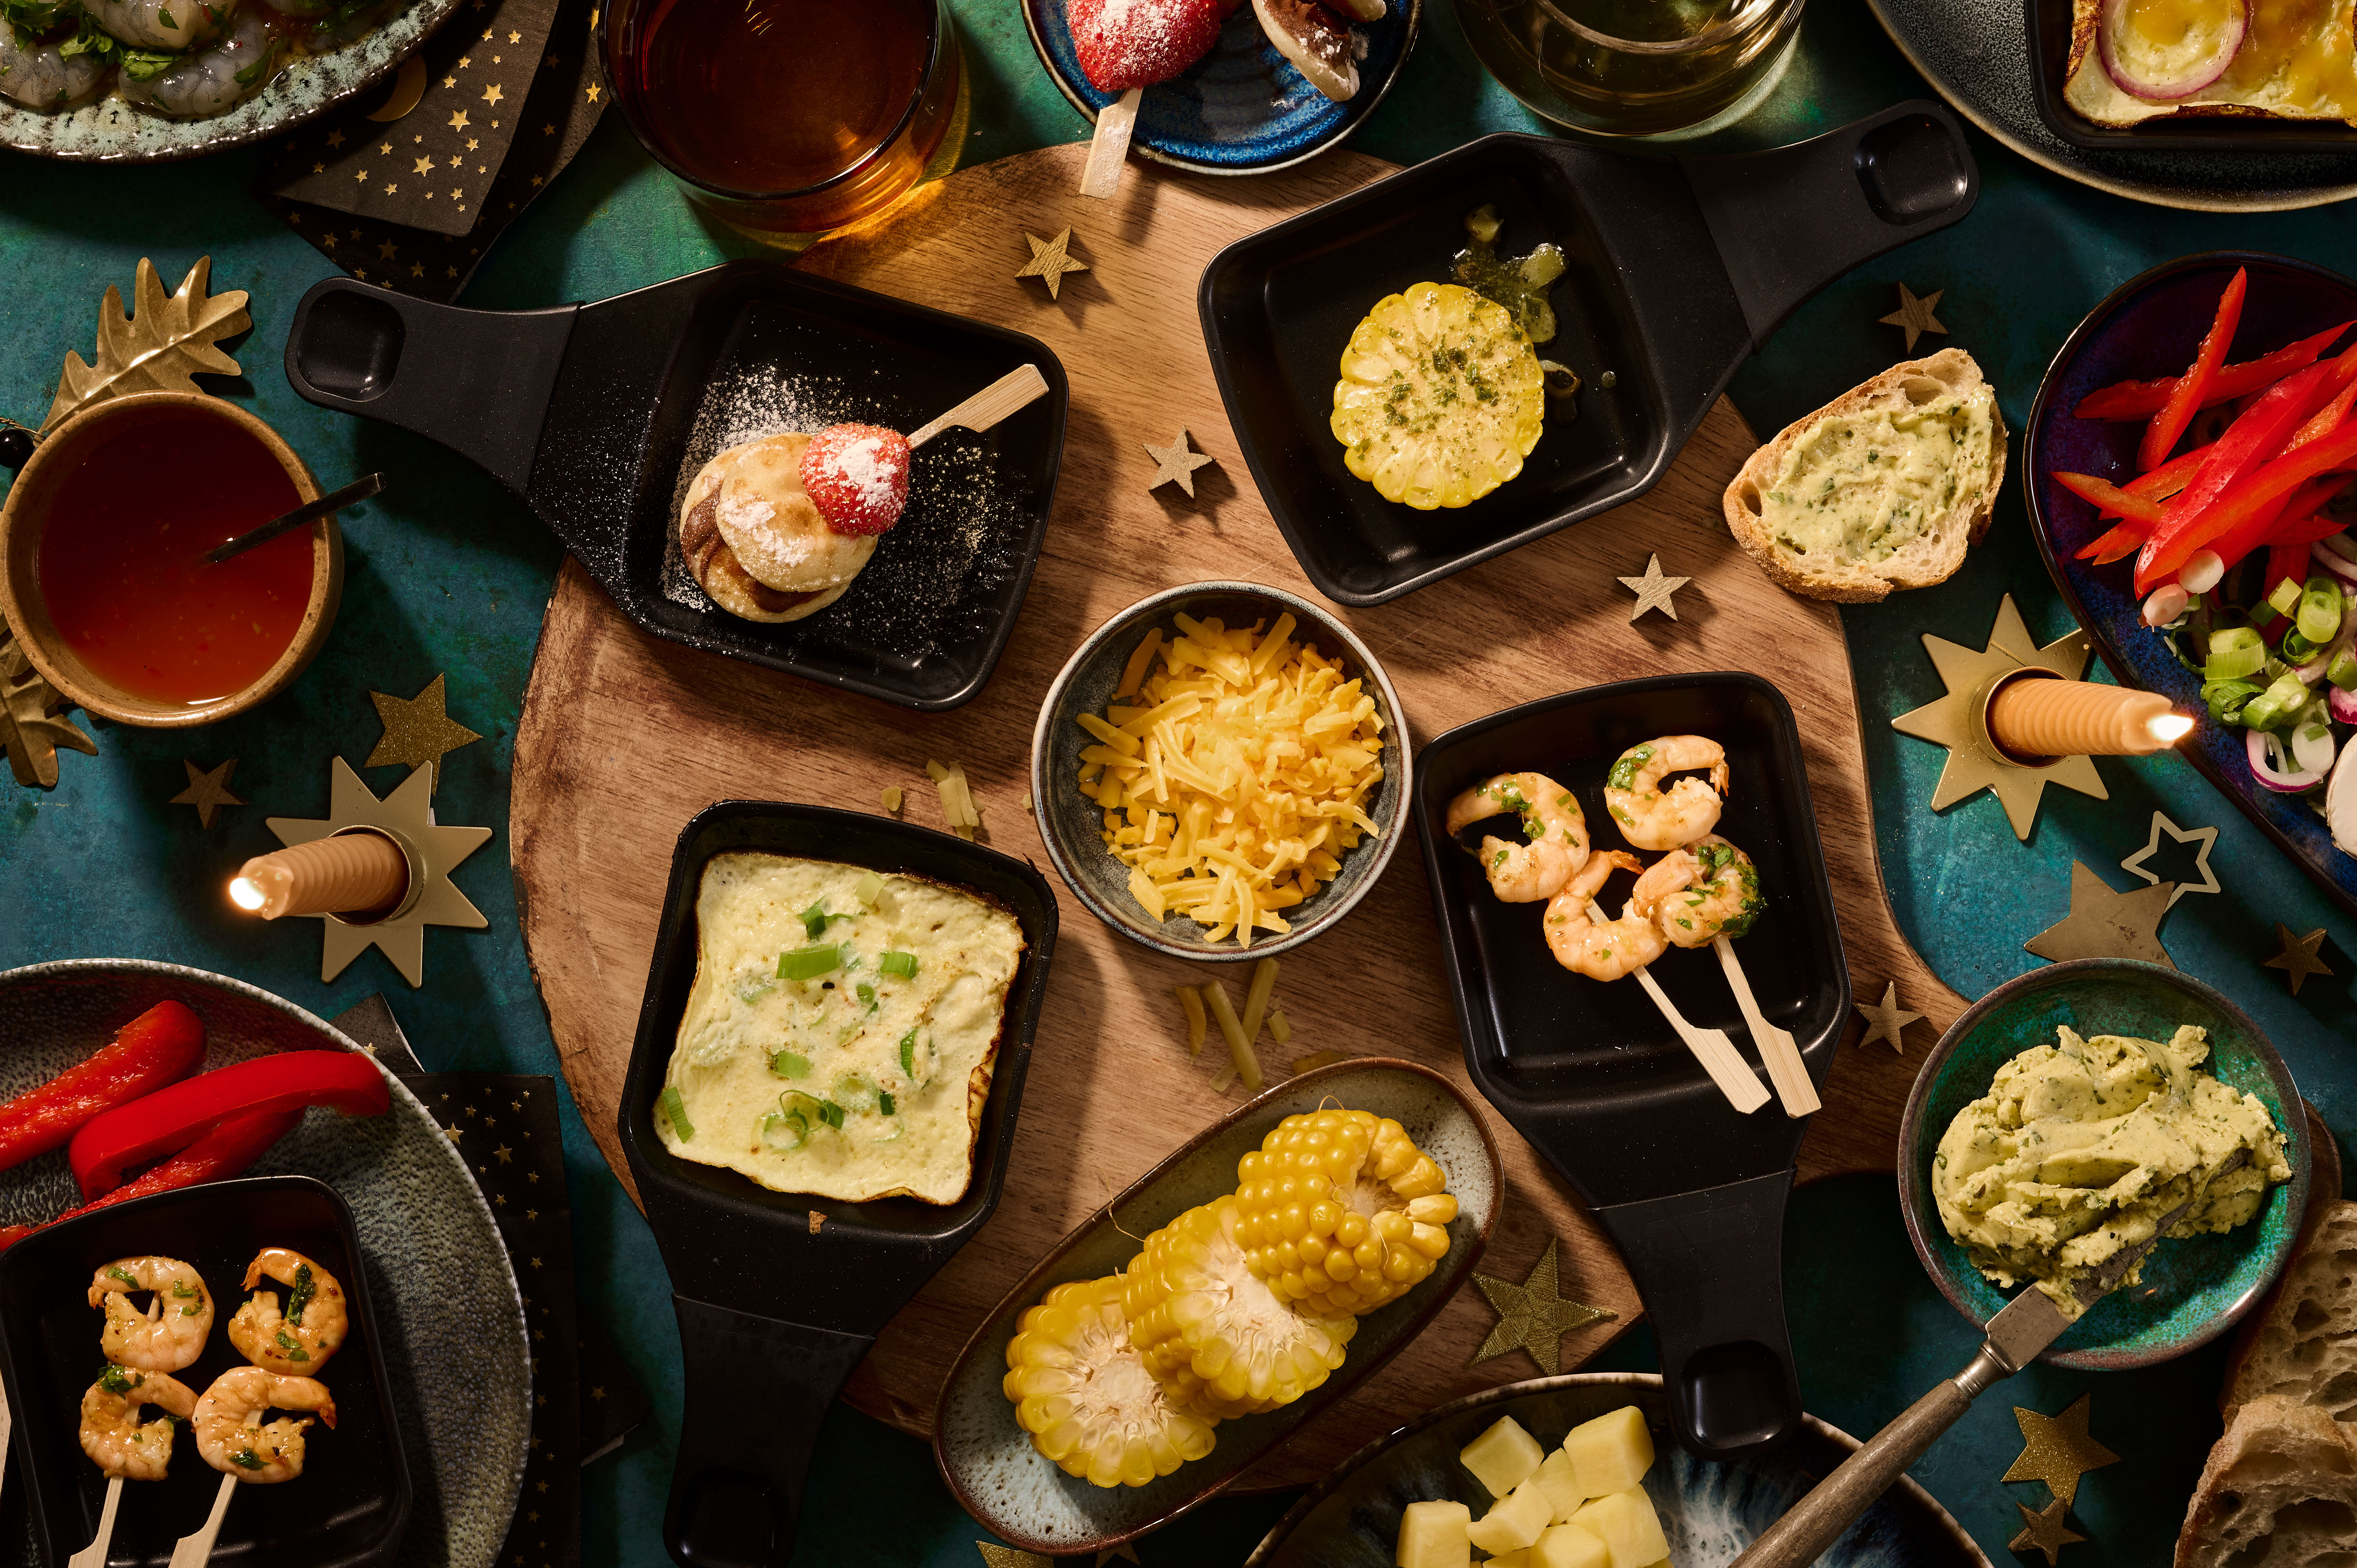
[230,832,407,920]
[1988,674,2193,759]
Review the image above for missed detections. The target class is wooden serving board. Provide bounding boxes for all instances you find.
[510,143,1967,1490]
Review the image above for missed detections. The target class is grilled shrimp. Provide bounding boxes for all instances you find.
[1542,850,1666,982]
[80,1364,196,1481]
[193,1366,335,1483]
[228,1248,347,1374]
[1445,772,1589,902]
[1601,735,1729,851]
[1629,834,1763,948]
[90,1257,213,1373]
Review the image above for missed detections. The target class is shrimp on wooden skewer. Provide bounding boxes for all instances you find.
[1542,851,1666,982]
[1629,834,1763,949]
[228,1248,348,1375]
[90,1257,213,1373]
[80,1364,196,1481]
[193,1367,336,1484]
[1602,736,1729,851]
[1446,772,1590,902]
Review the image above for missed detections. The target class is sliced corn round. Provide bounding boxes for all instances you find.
[1231,1108,1459,1318]
[1001,1274,1219,1488]
[1123,1197,1356,1420]
[1330,281,1546,511]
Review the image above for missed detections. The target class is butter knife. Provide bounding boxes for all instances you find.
[1728,1149,2249,1568]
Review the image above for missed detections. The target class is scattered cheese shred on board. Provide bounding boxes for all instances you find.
[1076,612,1384,946]
[881,786,903,813]
[926,759,983,841]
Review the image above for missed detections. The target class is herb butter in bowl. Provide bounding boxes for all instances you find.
[1899,958,2310,1370]
[1722,348,2006,603]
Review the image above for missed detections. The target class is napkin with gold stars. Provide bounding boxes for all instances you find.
[255,0,604,300]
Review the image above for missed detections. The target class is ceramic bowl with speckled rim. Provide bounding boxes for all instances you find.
[932,1057,1501,1558]
[0,0,459,163]
[1029,580,1410,961]
[1020,0,1418,176]
[1898,957,2310,1371]
[1243,1371,1990,1566]
[0,961,530,1568]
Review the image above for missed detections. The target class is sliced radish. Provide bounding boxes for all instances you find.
[2180,549,2226,593]
[2100,0,2247,100]
[2330,685,2357,724]
[2313,539,2357,587]
[2250,726,2325,792]
[2292,701,2338,774]
[2143,583,2190,626]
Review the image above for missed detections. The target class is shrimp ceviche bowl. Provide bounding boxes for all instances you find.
[0,0,451,157]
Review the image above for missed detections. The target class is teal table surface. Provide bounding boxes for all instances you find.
[3,1,2354,1563]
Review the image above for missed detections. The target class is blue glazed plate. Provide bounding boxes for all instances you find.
[0,0,456,163]
[1897,959,2310,1372]
[2026,250,2357,924]
[1242,1372,1989,1567]
[1020,0,1416,175]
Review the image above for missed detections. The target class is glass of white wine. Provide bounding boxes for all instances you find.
[1456,0,1808,138]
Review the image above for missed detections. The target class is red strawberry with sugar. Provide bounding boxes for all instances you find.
[800,423,911,536]
[1070,0,1224,92]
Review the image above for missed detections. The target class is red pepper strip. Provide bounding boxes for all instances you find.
[2287,377,2357,451]
[2139,358,2345,571]
[2136,419,2357,591]
[2074,320,2352,419]
[2053,472,2169,527]
[2140,269,2247,474]
[0,1108,301,1253]
[2070,444,2217,563]
[2263,537,2314,606]
[0,1001,205,1176]
[69,1050,388,1200]
[2084,522,2151,566]
[2210,473,2350,574]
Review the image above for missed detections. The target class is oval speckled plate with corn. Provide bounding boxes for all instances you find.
[931,1057,1503,1558]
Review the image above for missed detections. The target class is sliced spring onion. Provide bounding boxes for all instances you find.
[769,1050,811,1079]
[899,1028,917,1076]
[2212,624,2263,657]
[818,1099,845,1129]
[2269,576,2306,618]
[2284,629,2321,664]
[879,1091,896,1116]
[2330,647,2357,690]
[2204,640,2267,682]
[2205,679,2265,724]
[856,982,877,1010]
[2299,575,2345,645]
[831,1073,879,1114]
[799,901,831,939]
[777,943,843,981]
[871,1123,904,1144]
[659,1085,694,1141]
[2244,670,2314,732]
[854,870,886,906]
[764,1099,811,1149]
[878,951,918,979]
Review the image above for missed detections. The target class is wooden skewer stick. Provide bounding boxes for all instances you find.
[1591,901,1770,1115]
[1078,86,1143,199]
[906,365,1052,449]
[67,1476,122,1568]
[168,1473,237,1568]
[1714,935,1820,1118]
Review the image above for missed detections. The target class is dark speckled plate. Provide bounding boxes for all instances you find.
[0,961,529,1568]
[1243,1372,1990,1568]
[1021,0,1416,175]
[2027,252,2357,924]
[1898,958,2310,1372]
[0,0,457,163]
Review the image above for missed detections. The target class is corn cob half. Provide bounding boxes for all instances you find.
[1123,1196,1356,1420]
[1231,1108,1459,1317]
[1002,1274,1219,1488]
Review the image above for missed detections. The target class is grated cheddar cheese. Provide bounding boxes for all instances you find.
[1076,612,1385,946]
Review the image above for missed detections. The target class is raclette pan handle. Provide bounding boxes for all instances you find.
[1677,100,1980,351]
[282,277,579,499]
[1593,1171,1802,1461]
[662,1293,874,1568]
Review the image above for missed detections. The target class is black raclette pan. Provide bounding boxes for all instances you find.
[617,801,1058,1568]
[1199,102,1980,606]
[1414,674,1851,1463]
[282,262,1070,712]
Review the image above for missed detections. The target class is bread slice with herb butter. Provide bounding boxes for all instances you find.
[1722,348,2005,603]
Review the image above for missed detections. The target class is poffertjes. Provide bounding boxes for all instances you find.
[677,432,879,624]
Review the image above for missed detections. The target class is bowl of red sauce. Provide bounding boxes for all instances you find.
[0,391,342,728]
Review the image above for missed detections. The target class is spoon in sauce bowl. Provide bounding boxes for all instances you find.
[201,472,385,566]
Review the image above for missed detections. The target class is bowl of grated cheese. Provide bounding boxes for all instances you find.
[1030,580,1411,960]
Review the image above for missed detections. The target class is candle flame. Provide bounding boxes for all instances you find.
[2147,714,2195,745]
[228,877,267,912]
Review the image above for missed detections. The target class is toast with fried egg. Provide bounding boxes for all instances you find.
[2065,0,2357,129]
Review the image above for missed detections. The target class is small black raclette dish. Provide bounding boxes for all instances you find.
[1198,102,1980,606]
[617,801,1059,1568]
[2024,0,2357,155]
[1414,674,1849,1463]
[282,262,1070,711]
[0,1174,410,1568]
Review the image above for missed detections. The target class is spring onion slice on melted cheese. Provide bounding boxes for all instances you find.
[659,852,1024,1204]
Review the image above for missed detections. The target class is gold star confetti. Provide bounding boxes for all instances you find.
[585,82,599,102]
[494,1144,514,1163]
[2024,861,2176,969]
[1879,281,1948,352]
[2263,924,2334,996]
[975,1547,1050,1568]
[1617,553,1690,623]
[1468,1238,1615,1376]
[443,75,456,87]
[482,82,504,105]
[1142,429,1215,497]
[447,109,469,134]
[1890,596,2107,840]
[377,240,398,261]
[412,155,435,175]
[508,28,520,40]
[2005,1395,2119,1507]
[1015,227,1088,300]
[365,673,482,792]
[169,758,242,827]
[2119,809,2220,906]
[2009,1498,2085,1566]
[1853,980,1923,1054]
[325,129,345,147]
